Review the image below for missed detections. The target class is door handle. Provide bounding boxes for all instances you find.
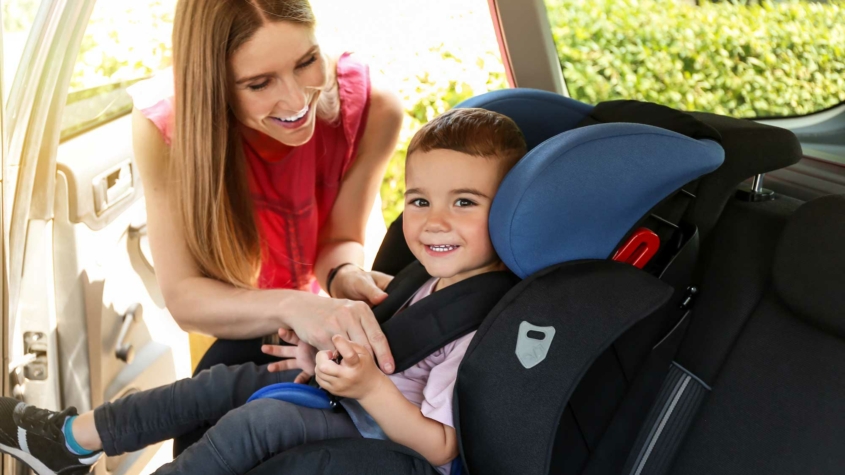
[93,162,134,214]
[116,304,142,363]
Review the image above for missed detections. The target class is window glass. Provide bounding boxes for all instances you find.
[60,0,176,141]
[311,0,507,224]
[2,0,41,103]
[544,0,845,118]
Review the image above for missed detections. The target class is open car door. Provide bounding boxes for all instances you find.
[2,1,187,474]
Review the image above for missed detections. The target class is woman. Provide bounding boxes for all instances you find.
[130,0,403,454]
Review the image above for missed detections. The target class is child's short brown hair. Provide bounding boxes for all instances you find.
[406,108,527,170]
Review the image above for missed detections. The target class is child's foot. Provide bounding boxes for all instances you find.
[0,397,100,474]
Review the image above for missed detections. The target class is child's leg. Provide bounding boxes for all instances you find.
[151,399,361,475]
[0,363,297,474]
[91,363,293,456]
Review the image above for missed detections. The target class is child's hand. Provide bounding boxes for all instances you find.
[315,335,387,400]
[261,328,317,384]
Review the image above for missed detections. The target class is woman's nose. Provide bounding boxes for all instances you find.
[274,76,307,111]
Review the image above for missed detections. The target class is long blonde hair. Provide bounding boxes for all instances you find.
[171,0,339,288]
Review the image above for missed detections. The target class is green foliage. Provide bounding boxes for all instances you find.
[69,0,176,92]
[545,0,845,118]
[2,0,39,33]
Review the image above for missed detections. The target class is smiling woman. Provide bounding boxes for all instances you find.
[126,0,404,456]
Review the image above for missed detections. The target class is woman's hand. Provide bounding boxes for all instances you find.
[314,335,387,400]
[285,294,396,374]
[330,265,393,306]
[261,328,317,383]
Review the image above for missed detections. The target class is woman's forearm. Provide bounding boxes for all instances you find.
[358,377,458,466]
[164,275,302,339]
[314,240,366,292]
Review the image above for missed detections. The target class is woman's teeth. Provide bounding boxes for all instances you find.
[274,106,309,122]
[428,245,458,252]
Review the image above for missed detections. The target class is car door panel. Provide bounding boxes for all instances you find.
[55,113,189,475]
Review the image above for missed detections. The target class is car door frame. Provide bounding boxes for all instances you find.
[2,0,96,421]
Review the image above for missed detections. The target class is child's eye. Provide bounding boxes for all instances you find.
[296,55,318,70]
[247,80,270,91]
[455,198,476,207]
[409,198,429,207]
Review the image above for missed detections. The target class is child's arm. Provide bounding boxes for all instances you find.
[316,335,458,466]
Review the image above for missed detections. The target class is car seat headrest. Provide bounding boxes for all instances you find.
[456,88,593,150]
[687,111,803,238]
[578,99,723,143]
[773,194,845,338]
[489,123,725,279]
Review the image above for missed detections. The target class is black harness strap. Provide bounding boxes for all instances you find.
[374,262,520,373]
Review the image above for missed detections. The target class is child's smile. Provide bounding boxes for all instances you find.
[425,244,460,256]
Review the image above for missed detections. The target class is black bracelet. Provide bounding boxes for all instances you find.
[326,263,358,297]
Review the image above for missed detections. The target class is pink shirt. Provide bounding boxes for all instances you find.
[389,278,474,474]
[128,54,370,293]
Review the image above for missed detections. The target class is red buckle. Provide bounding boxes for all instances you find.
[612,228,660,269]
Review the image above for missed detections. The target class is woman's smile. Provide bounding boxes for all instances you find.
[269,104,312,130]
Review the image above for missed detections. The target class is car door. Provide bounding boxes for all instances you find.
[2,1,187,474]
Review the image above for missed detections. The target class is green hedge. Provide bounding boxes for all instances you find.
[381,0,844,224]
[546,0,845,118]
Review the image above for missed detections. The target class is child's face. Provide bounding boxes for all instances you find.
[403,149,506,288]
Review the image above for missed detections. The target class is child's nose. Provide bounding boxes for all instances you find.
[424,210,451,232]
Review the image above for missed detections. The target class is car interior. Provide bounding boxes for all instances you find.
[1,0,843,474]
[240,87,845,474]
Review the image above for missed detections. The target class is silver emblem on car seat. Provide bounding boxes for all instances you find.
[516,321,556,369]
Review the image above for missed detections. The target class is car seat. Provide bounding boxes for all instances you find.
[244,99,726,474]
[369,90,801,475]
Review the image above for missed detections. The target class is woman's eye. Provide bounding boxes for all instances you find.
[409,198,429,207]
[455,198,476,207]
[247,80,270,91]
[296,55,318,70]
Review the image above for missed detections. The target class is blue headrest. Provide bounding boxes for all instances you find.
[490,123,724,279]
[456,89,593,150]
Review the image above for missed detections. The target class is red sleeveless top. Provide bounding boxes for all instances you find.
[133,53,371,292]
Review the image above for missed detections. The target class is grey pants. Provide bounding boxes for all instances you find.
[93,363,361,474]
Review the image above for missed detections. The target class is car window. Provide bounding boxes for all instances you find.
[544,0,845,119]
[60,1,176,141]
[2,0,41,103]
[311,0,507,224]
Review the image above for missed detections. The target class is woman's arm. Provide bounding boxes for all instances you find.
[131,109,394,368]
[314,85,404,303]
[316,336,459,466]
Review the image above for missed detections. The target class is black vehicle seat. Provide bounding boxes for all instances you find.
[621,194,845,475]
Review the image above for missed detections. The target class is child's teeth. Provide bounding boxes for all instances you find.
[430,245,457,252]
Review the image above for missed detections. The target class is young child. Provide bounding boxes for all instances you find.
[0,107,527,475]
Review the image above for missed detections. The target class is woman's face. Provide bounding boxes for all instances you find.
[228,21,327,147]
